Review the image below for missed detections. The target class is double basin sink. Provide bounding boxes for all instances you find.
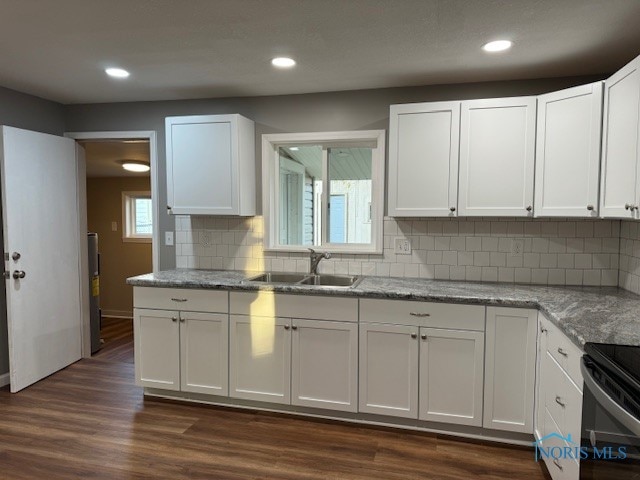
[245,272,362,288]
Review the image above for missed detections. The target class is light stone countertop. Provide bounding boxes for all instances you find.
[127,269,640,349]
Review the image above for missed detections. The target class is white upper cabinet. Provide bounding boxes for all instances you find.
[535,83,603,217]
[600,55,640,219]
[388,101,460,216]
[166,114,255,216]
[459,97,536,216]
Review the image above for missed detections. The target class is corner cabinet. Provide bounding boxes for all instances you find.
[458,97,537,217]
[388,101,460,217]
[483,307,537,433]
[600,54,640,219]
[535,82,603,217]
[166,114,256,216]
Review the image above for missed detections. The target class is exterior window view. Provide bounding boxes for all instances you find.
[1,1,640,479]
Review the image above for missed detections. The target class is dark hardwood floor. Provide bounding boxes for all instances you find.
[0,318,550,479]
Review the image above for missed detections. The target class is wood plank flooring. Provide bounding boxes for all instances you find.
[0,318,550,479]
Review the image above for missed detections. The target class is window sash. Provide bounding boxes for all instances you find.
[122,191,152,242]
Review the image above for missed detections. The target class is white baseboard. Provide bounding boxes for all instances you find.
[0,372,9,388]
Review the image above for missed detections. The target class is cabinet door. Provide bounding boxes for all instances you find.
[600,55,640,218]
[459,97,536,216]
[180,312,228,396]
[535,83,603,217]
[133,308,180,391]
[359,323,419,418]
[484,307,538,433]
[166,115,236,215]
[388,102,460,216]
[418,328,484,426]
[291,319,358,412]
[229,315,291,404]
[534,313,550,441]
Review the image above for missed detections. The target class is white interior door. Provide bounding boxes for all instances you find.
[0,126,83,392]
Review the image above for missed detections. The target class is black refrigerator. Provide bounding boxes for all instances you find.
[88,233,102,353]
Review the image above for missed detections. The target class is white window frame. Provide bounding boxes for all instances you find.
[262,130,385,254]
[122,191,153,243]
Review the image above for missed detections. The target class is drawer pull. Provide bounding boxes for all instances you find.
[540,326,547,333]
[555,396,566,408]
[171,317,177,323]
[409,312,431,317]
[557,347,568,357]
[284,325,290,330]
[171,298,188,302]
[421,334,427,340]
[411,333,417,339]
[553,459,563,471]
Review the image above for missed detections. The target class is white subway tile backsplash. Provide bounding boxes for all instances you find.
[174,216,624,288]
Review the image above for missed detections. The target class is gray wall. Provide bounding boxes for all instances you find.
[0,86,66,376]
[64,75,604,271]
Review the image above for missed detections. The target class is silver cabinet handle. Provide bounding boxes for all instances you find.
[626,203,633,210]
[557,347,568,357]
[410,333,417,339]
[553,459,563,471]
[12,270,25,279]
[171,317,178,322]
[449,206,456,212]
[587,205,594,211]
[167,205,172,211]
[179,317,185,323]
[421,334,427,340]
[284,325,290,330]
[555,396,565,407]
[171,298,188,302]
[409,312,430,317]
[526,205,533,212]
[292,325,298,330]
[540,326,547,333]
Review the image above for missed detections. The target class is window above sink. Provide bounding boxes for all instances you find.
[261,130,385,254]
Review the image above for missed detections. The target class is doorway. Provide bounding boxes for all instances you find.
[67,131,159,358]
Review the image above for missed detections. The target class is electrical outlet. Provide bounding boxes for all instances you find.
[510,239,524,257]
[394,237,411,255]
[165,231,174,246]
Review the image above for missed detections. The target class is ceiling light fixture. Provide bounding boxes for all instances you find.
[105,67,130,78]
[482,40,513,53]
[120,160,150,172]
[271,57,296,68]
[289,147,299,151]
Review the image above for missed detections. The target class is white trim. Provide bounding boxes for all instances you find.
[64,131,160,272]
[65,130,159,359]
[0,372,9,388]
[262,130,385,254]
[75,144,91,361]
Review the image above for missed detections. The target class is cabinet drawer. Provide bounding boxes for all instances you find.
[545,319,583,388]
[542,408,580,480]
[230,291,358,322]
[134,287,228,313]
[359,299,485,331]
[543,351,583,446]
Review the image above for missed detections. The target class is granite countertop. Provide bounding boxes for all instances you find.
[127,269,640,349]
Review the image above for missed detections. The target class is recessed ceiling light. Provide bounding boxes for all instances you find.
[121,160,150,172]
[482,40,513,53]
[105,67,130,78]
[271,57,296,68]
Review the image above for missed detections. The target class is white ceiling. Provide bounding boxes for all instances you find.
[82,140,150,178]
[1,0,639,104]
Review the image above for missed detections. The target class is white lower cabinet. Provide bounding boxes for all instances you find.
[359,323,419,418]
[419,328,484,426]
[134,308,228,394]
[134,308,181,391]
[229,315,292,404]
[483,307,538,433]
[229,315,358,412]
[291,319,358,412]
[180,312,229,395]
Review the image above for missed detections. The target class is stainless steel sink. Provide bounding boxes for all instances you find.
[299,274,363,288]
[246,272,309,284]
[244,272,362,288]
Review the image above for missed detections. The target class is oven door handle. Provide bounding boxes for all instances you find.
[581,360,640,437]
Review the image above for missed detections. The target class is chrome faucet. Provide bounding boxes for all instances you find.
[308,248,331,275]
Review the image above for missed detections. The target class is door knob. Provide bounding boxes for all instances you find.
[11,252,20,261]
[12,270,25,279]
